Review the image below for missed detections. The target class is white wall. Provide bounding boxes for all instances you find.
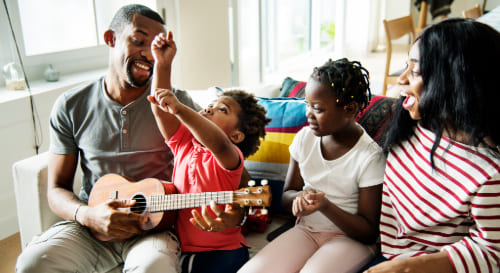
[169,0,232,90]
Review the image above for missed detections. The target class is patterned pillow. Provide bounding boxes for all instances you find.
[244,97,308,211]
[245,97,307,181]
[355,95,396,144]
[279,77,307,98]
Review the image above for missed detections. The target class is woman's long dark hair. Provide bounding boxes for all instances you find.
[382,18,500,163]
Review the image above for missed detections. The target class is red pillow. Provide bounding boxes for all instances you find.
[279,77,306,98]
[355,96,396,144]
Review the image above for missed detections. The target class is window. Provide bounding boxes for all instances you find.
[233,0,338,86]
[0,0,157,86]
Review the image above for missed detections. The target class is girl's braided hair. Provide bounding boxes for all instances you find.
[311,58,371,111]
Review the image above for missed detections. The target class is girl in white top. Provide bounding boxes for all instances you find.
[239,58,386,273]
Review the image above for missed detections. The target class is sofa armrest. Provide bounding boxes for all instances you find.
[12,152,82,249]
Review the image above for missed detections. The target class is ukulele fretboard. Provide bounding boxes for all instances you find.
[149,191,234,212]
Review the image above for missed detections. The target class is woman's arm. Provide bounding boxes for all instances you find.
[365,251,454,273]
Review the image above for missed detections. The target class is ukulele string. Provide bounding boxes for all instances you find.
[119,189,264,210]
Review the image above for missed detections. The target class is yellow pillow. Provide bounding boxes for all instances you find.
[244,97,307,181]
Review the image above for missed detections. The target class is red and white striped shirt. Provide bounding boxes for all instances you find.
[380,124,500,273]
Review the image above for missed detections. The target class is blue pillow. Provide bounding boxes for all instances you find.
[245,97,307,181]
[244,97,308,212]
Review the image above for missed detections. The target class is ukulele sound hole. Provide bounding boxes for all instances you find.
[130,194,147,214]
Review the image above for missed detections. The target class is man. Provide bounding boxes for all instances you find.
[16,4,244,272]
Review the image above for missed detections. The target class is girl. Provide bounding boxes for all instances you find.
[239,58,386,273]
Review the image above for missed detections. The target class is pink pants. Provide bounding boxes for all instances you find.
[238,225,376,273]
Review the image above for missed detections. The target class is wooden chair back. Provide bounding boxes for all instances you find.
[382,14,416,96]
[463,4,483,19]
[417,1,428,34]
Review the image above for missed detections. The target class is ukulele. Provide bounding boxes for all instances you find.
[88,173,271,241]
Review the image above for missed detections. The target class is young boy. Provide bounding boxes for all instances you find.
[148,32,270,273]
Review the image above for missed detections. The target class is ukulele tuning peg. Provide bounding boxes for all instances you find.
[248,180,256,187]
[260,208,268,215]
[260,179,268,186]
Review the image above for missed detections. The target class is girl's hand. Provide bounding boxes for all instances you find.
[292,189,327,217]
[151,31,176,67]
[148,88,180,114]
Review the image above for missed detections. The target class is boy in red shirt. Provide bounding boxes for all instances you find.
[148,32,270,273]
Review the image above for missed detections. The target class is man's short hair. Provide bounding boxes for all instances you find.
[109,4,165,34]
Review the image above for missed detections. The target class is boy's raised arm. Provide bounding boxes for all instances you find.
[148,33,240,169]
[148,31,180,141]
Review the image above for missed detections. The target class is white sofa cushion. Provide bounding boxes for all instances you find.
[12,152,81,248]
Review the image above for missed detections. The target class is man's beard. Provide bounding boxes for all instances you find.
[126,66,151,88]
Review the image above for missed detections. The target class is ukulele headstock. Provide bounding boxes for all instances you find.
[233,180,272,211]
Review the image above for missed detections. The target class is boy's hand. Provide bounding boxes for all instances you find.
[151,31,176,67]
[148,88,180,114]
[189,201,244,232]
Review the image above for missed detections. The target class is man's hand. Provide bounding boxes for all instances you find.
[189,201,244,232]
[82,199,148,240]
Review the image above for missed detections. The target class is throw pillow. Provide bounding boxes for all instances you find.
[279,77,307,98]
[245,97,307,181]
[355,95,396,144]
[244,97,308,211]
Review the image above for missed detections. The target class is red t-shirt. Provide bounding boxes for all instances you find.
[168,123,246,252]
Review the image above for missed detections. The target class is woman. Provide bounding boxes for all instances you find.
[366,18,500,273]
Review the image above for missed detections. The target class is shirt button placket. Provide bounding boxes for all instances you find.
[121,109,128,150]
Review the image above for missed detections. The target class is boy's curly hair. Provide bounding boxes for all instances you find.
[220,90,271,158]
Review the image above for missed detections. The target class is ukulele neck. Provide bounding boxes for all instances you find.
[149,191,233,212]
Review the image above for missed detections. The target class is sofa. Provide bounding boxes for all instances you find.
[12,77,396,261]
